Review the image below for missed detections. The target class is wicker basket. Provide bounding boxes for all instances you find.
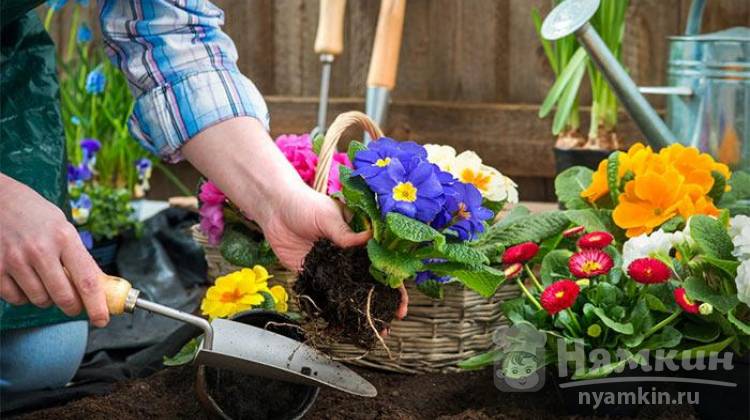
[193,111,519,373]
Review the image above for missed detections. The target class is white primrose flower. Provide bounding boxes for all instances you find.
[424,144,457,172]
[450,151,513,202]
[622,229,687,270]
[736,260,750,306]
[729,215,750,261]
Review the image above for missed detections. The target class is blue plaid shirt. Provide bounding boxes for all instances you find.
[99,0,270,162]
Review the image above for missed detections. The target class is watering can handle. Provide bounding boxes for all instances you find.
[685,0,706,36]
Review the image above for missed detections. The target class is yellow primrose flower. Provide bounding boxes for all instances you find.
[201,266,272,319]
[424,144,457,172]
[269,285,289,313]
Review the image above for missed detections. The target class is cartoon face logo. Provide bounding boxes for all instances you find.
[493,324,547,392]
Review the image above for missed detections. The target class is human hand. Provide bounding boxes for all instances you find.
[0,174,110,327]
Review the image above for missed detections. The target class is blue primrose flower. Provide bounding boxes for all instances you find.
[366,158,444,223]
[67,163,92,184]
[353,137,427,180]
[71,194,93,225]
[78,230,93,250]
[85,68,106,94]
[77,23,92,43]
[415,271,451,286]
[440,182,494,241]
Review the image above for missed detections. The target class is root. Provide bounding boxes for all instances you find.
[298,294,322,313]
[365,287,393,360]
[263,321,305,333]
[331,351,370,362]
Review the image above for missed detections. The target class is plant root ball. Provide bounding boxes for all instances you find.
[295,239,401,349]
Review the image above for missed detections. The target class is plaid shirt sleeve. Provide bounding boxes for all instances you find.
[99,0,270,162]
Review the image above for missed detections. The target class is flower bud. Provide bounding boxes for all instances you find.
[575,279,590,288]
[699,303,713,315]
[563,225,585,238]
[587,324,602,338]
[504,263,523,280]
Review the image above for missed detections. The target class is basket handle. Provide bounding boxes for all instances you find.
[312,111,384,193]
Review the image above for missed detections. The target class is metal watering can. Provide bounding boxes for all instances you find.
[542,0,750,170]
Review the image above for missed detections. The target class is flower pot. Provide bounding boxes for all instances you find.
[195,310,320,420]
[552,365,651,417]
[89,236,121,275]
[676,352,750,420]
[553,146,612,174]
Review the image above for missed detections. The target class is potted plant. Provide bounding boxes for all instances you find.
[462,143,749,417]
[536,0,629,173]
[45,1,192,270]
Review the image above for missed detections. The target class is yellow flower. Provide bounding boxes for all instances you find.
[581,143,653,203]
[269,285,289,313]
[200,266,272,319]
[659,143,731,193]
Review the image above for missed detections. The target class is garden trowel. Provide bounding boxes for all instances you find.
[100,274,377,397]
[312,0,347,136]
[363,0,406,144]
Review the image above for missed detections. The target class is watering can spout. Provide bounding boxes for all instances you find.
[541,0,677,150]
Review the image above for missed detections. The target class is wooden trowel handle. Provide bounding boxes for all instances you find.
[314,0,347,56]
[101,275,134,315]
[366,0,406,90]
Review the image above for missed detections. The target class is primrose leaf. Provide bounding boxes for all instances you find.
[417,279,445,300]
[683,276,738,313]
[385,212,445,248]
[708,170,727,202]
[163,337,200,366]
[429,263,505,298]
[607,151,621,205]
[564,209,615,233]
[681,321,720,343]
[312,133,325,155]
[418,243,488,265]
[641,326,682,349]
[718,170,750,216]
[259,291,277,311]
[220,224,275,267]
[475,211,569,247]
[555,166,593,210]
[340,166,382,237]
[699,255,740,278]
[689,215,734,260]
[347,140,367,163]
[728,307,750,335]
[593,306,634,334]
[674,336,734,361]
[660,216,685,233]
[367,240,423,287]
[540,249,572,286]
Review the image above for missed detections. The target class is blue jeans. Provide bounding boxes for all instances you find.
[0,321,88,393]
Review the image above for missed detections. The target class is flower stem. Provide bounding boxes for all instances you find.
[524,264,544,291]
[566,308,583,334]
[516,278,542,311]
[44,8,55,31]
[643,310,681,339]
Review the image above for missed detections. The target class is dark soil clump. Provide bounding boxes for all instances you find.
[295,239,400,349]
[203,367,312,419]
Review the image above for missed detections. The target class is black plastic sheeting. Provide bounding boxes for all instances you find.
[2,208,207,414]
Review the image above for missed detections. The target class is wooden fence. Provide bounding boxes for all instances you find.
[45,0,749,200]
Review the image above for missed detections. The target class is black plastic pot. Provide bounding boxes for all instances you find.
[553,365,653,417]
[195,310,320,420]
[554,146,612,174]
[676,352,750,420]
[89,236,120,275]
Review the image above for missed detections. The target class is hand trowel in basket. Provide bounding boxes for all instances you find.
[99,274,377,397]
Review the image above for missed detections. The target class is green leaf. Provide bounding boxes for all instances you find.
[340,166,383,238]
[312,133,325,155]
[728,307,750,335]
[683,276,739,314]
[495,205,531,228]
[417,279,445,300]
[163,337,200,366]
[572,351,646,380]
[674,336,734,361]
[643,293,670,313]
[555,166,593,209]
[220,224,275,267]
[586,283,623,307]
[699,255,740,278]
[564,209,613,232]
[539,47,588,118]
[419,243,488,266]
[708,170,727,202]
[641,326,682,349]
[429,263,505,298]
[260,291,277,311]
[540,250,573,286]
[718,170,750,216]
[689,215,734,260]
[593,306,634,334]
[386,212,445,248]
[367,240,423,287]
[476,211,570,247]
[458,349,504,370]
[681,321,720,343]
[551,59,587,135]
[606,151,621,205]
[660,216,685,233]
[347,140,367,163]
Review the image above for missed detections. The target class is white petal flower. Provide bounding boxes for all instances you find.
[730,215,750,261]
[736,260,750,306]
[621,229,686,270]
[424,144,456,172]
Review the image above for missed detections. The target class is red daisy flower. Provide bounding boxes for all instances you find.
[568,249,613,278]
[674,287,700,313]
[627,258,671,284]
[563,225,586,238]
[502,242,540,264]
[540,280,580,315]
[577,231,614,249]
[504,263,523,280]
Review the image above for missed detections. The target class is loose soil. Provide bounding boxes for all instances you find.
[14,366,697,420]
[295,239,400,349]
